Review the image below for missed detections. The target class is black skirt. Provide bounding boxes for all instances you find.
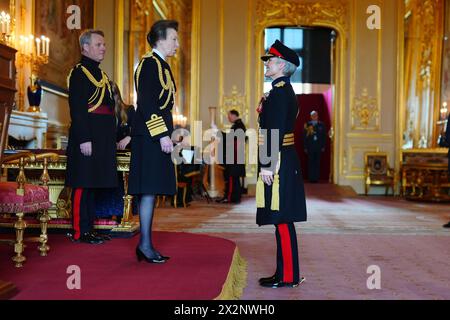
[128,135,177,195]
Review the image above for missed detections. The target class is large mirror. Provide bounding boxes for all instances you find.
[403,0,445,149]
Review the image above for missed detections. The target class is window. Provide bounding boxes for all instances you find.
[264,27,303,93]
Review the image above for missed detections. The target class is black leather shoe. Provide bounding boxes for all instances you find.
[78,232,104,244]
[260,277,305,288]
[136,247,166,264]
[215,197,228,203]
[156,253,170,260]
[90,232,112,241]
[259,274,277,284]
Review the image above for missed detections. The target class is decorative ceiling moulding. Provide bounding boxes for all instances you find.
[255,0,348,35]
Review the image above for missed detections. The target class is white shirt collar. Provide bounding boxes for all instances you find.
[152,48,166,61]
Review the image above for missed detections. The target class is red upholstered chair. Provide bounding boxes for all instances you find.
[0,151,59,268]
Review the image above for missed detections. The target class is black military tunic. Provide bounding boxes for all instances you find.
[128,51,177,195]
[256,76,307,226]
[65,55,118,188]
[226,118,247,178]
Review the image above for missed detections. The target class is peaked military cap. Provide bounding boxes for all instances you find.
[261,40,300,67]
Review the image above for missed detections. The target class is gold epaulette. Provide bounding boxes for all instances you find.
[274,81,285,88]
[67,63,112,112]
[66,64,81,89]
[146,114,168,137]
[135,51,176,111]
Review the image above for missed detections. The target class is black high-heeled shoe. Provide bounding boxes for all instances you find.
[155,251,170,260]
[136,247,166,264]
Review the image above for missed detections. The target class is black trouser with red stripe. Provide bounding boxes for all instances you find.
[223,168,242,203]
[71,188,96,240]
[275,223,300,283]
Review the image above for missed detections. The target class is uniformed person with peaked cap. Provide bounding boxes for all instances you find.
[256,40,307,288]
[66,29,117,244]
[128,20,179,263]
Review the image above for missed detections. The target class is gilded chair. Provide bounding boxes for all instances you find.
[0,151,59,267]
[364,152,396,196]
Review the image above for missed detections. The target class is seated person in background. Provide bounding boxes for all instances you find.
[95,82,135,221]
[173,137,201,207]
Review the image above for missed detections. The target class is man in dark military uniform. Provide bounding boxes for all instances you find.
[128,20,179,263]
[216,110,247,204]
[256,40,307,288]
[304,111,326,183]
[66,30,117,244]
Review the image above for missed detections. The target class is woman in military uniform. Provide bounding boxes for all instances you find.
[256,40,307,288]
[129,20,179,263]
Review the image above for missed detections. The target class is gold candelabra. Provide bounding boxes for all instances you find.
[0,11,12,46]
[15,34,50,112]
[173,106,188,127]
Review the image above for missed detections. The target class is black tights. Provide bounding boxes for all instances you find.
[137,194,160,259]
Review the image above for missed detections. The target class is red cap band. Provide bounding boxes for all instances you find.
[269,47,284,59]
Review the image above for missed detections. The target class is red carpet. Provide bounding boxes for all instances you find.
[0,232,246,300]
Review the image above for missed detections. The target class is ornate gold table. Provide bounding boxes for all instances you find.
[1,150,138,233]
[400,149,450,202]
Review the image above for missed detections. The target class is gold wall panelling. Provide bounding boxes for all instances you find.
[346,133,393,138]
[350,1,382,134]
[348,145,381,173]
[220,85,248,130]
[255,0,348,34]
[351,88,380,130]
[189,0,200,140]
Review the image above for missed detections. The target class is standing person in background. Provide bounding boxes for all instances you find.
[216,110,247,204]
[128,20,179,263]
[304,111,326,183]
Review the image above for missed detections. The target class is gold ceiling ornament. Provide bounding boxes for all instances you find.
[255,0,348,34]
[351,88,379,131]
[220,85,248,130]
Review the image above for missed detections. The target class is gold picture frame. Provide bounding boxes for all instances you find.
[34,0,94,96]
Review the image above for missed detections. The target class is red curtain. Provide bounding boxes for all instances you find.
[294,93,332,182]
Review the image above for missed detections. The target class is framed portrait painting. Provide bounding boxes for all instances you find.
[34,0,94,96]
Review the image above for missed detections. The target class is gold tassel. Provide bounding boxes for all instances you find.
[271,174,280,211]
[256,177,265,208]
